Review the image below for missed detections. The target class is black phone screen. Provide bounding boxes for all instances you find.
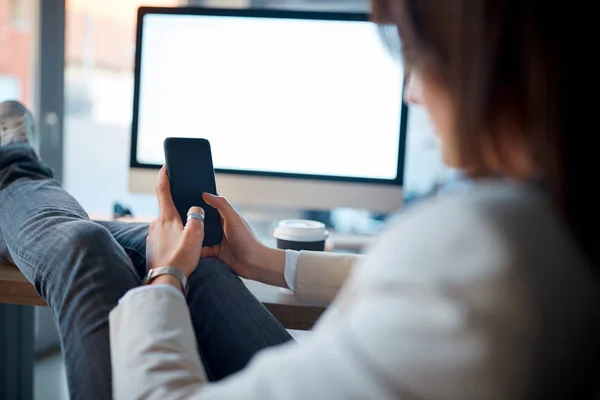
[163,137,223,246]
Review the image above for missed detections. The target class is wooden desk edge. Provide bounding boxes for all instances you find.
[1,261,323,329]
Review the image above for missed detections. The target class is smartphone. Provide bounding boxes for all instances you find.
[163,137,223,247]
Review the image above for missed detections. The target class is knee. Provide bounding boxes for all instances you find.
[60,220,116,253]
[52,220,135,280]
[14,218,115,264]
[39,220,139,311]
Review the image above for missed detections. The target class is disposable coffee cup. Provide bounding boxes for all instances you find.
[273,219,329,251]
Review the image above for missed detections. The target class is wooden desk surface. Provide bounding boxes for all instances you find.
[0,261,46,307]
[0,259,324,330]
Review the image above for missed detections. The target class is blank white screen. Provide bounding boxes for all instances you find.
[136,13,403,180]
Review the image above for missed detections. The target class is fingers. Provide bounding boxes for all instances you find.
[184,206,205,243]
[156,166,179,221]
[202,193,236,219]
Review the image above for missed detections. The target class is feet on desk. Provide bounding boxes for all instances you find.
[0,101,37,150]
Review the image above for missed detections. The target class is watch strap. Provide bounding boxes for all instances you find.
[143,266,188,294]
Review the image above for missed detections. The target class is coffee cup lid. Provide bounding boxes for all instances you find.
[273,219,329,242]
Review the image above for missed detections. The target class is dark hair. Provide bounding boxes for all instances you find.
[373,0,597,270]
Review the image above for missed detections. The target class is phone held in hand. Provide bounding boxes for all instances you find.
[163,137,223,246]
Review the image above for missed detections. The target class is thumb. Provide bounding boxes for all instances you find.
[203,193,235,219]
[184,206,205,244]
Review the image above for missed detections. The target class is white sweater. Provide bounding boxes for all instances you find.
[109,180,600,399]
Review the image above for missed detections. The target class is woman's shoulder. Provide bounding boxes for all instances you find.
[359,179,588,286]
[399,178,552,226]
[352,178,599,336]
[390,179,563,247]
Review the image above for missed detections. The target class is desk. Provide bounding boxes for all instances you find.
[0,260,324,329]
[0,262,47,307]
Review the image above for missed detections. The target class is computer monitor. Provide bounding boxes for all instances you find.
[129,7,408,213]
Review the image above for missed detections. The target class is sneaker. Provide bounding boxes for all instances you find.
[0,100,37,149]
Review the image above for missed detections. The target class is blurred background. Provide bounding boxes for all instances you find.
[1,0,446,221]
[0,1,449,399]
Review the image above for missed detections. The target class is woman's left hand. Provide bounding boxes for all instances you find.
[147,166,205,277]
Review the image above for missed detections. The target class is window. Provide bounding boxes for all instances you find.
[63,0,185,218]
[189,0,368,11]
[254,0,368,11]
[0,0,36,107]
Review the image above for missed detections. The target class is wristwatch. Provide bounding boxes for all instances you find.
[143,266,188,295]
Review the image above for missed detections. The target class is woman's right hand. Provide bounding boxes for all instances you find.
[201,194,287,288]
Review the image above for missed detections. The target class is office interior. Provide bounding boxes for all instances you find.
[0,0,452,399]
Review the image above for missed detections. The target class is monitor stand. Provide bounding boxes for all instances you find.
[301,210,334,228]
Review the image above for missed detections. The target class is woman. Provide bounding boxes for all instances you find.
[110,0,600,399]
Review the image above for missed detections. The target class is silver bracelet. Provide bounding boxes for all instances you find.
[143,266,188,294]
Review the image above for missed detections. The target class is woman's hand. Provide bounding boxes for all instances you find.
[201,194,287,288]
[147,167,205,278]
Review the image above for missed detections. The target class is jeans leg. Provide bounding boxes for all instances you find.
[0,144,140,400]
[98,220,294,381]
[187,258,293,381]
[95,221,149,279]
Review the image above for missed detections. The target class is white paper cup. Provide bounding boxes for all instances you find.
[273,219,329,251]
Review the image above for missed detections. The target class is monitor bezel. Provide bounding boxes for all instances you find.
[130,6,408,187]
